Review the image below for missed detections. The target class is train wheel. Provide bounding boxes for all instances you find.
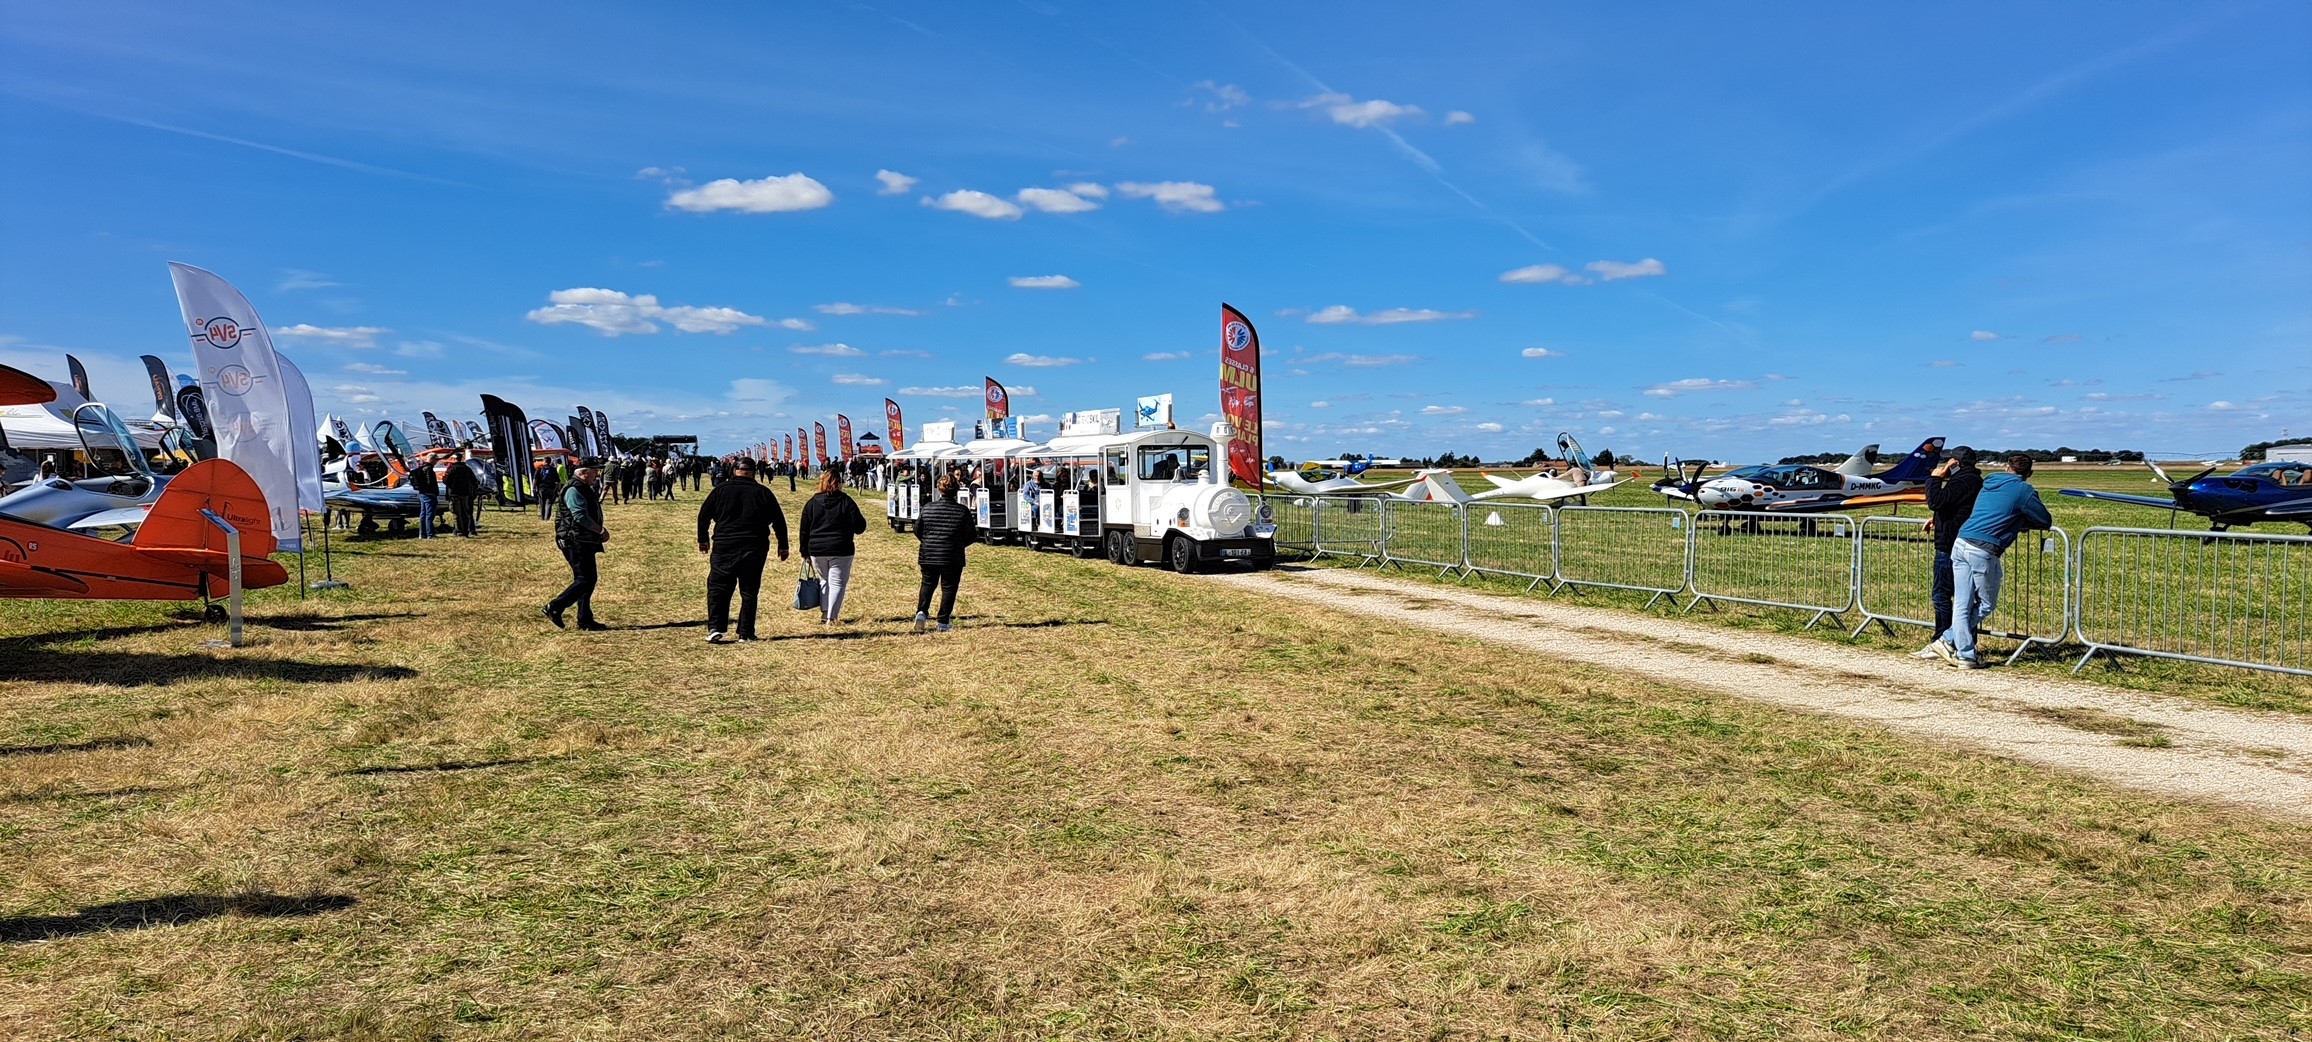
[1070,538,1089,558]
[1104,530,1126,564]
[1167,536,1197,574]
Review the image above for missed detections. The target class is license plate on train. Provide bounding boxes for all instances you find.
[1221,548,1251,557]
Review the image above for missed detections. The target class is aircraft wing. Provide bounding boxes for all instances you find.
[2259,496,2312,518]
[1479,473,1523,489]
[67,506,150,532]
[1499,479,1627,504]
[1759,489,1924,513]
[0,558,90,595]
[2058,489,2181,510]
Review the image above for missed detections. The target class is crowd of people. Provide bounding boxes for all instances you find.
[539,453,975,642]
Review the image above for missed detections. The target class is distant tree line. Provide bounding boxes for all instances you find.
[1779,446,2146,465]
[2242,437,2312,461]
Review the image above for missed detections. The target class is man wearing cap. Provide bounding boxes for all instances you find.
[696,456,789,644]
[1934,454,2053,669]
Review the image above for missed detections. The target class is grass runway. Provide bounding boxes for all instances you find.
[2,488,2309,1039]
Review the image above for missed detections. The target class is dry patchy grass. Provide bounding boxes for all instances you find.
[2,492,2309,1039]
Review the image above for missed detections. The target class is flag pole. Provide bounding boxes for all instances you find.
[312,509,348,591]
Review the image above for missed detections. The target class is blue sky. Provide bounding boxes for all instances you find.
[3,1,2307,461]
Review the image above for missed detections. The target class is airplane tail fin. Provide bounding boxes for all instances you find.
[1833,444,1881,476]
[134,459,280,559]
[1410,469,1473,503]
[1871,437,1946,483]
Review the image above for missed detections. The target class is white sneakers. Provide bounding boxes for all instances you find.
[1911,641,1947,660]
[706,631,728,644]
[913,612,928,634]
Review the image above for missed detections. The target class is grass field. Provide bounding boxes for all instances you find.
[4,489,2311,1039]
[1269,465,2312,716]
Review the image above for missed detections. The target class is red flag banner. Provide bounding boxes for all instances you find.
[884,398,905,451]
[783,434,793,462]
[797,428,808,465]
[1220,302,1263,488]
[837,414,855,458]
[984,377,1009,423]
[813,422,827,464]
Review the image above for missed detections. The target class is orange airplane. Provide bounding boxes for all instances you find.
[0,364,289,600]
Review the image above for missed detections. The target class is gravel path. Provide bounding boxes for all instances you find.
[1219,565,2312,822]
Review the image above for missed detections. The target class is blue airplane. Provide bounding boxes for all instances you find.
[2060,459,2312,532]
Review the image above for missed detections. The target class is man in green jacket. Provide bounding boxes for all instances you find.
[545,465,611,631]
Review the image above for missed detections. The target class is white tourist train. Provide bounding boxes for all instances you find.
[884,412,1276,572]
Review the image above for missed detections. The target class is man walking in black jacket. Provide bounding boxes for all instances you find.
[1916,446,1983,658]
[913,472,978,633]
[443,454,482,537]
[696,457,789,643]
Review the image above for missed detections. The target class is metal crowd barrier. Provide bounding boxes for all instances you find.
[1463,503,1556,592]
[1552,506,1691,608]
[1256,494,1316,554]
[1310,497,1387,566]
[2072,526,2312,677]
[1853,517,2073,663]
[1688,510,1857,629]
[1381,499,1467,577]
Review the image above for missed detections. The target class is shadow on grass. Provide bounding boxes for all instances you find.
[622,619,710,631]
[0,784,188,805]
[0,736,152,757]
[0,893,356,943]
[0,653,418,687]
[248,612,419,632]
[768,618,1113,641]
[340,757,544,776]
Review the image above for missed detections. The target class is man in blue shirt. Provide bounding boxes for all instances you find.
[1933,454,2053,668]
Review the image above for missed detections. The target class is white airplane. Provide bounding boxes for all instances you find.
[1404,470,1624,505]
[1270,467,1435,497]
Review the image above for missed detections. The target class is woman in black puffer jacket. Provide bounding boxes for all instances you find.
[912,472,978,633]
[798,469,870,624]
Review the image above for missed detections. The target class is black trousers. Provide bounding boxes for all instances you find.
[707,546,768,638]
[538,488,556,520]
[449,494,479,536]
[916,560,964,622]
[549,544,600,623]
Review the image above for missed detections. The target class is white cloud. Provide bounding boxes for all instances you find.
[2207,401,2237,411]
[1310,401,1331,409]
[1499,263,1590,286]
[1519,397,1555,407]
[879,348,932,359]
[832,373,888,386]
[524,288,780,336]
[1064,182,1109,199]
[1303,92,1422,128]
[1445,110,1476,126]
[635,166,682,180]
[1970,330,2001,341]
[1115,181,1225,214]
[1008,275,1080,290]
[342,361,405,376]
[275,269,339,292]
[1195,80,1250,112]
[814,302,921,316]
[666,173,834,214]
[874,169,918,195]
[1642,377,1754,398]
[1521,347,1558,359]
[1420,405,1467,416]
[1587,258,1667,281]
[1476,421,1504,432]
[727,378,788,403]
[1016,187,1100,213]
[898,386,981,398]
[923,189,1023,220]
[273,323,387,348]
[790,343,865,357]
[1006,352,1082,367]
[1305,305,1475,325]
[1143,351,1189,361]
[1304,352,1418,366]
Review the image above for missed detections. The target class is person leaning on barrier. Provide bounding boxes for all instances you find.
[913,472,977,633]
[1932,453,2053,670]
[545,463,610,631]
[1915,446,1983,660]
[696,456,789,644]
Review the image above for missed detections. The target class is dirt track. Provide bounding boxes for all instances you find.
[1221,566,2312,823]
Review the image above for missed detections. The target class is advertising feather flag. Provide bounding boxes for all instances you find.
[168,262,307,551]
[984,377,1009,423]
[140,355,177,423]
[837,414,855,458]
[884,398,905,451]
[813,422,827,465]
[1220,302,1264,489]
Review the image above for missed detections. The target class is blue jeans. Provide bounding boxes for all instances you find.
[416,494,436,538]
[1942,539,2002,662]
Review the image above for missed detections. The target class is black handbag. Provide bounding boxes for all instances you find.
[793,559,823,612]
